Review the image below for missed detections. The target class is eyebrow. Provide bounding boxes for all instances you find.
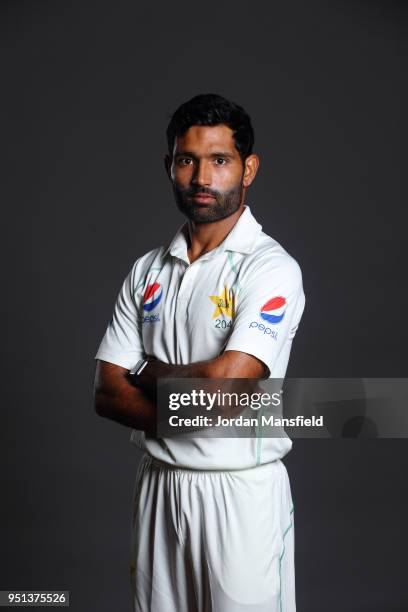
[174,151,234,159]
[209,151,234,158]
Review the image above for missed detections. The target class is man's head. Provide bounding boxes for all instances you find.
[165,94,259,224]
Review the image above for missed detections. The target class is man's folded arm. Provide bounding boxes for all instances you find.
[93,351,266,432]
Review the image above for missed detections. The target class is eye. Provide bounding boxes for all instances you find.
[214,157,227,165]
[177,157,193,166]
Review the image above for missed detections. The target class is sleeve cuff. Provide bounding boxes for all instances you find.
[94,350,143,370]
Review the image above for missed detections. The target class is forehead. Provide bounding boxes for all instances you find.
[173,124,238,155]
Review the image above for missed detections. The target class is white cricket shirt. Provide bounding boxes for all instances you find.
[95,205,305,469]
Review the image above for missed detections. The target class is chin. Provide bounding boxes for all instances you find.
[178,203,240,224]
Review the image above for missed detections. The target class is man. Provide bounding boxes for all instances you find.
[94,93,305,612]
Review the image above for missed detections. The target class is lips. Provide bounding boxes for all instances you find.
[191,193,216,204]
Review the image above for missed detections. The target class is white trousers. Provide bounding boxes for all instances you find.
[130,454,296,612]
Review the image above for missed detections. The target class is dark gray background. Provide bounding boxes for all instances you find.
[1,1,407,610]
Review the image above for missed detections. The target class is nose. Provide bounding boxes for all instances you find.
[192,160,211,187]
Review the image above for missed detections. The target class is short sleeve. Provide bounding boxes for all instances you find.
[94,262,145,370]
[224,255,305,376]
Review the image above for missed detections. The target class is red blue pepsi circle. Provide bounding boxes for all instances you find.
[143,283,163,312]
[260,296,286,324]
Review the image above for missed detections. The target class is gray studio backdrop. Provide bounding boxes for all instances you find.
[1,1,407,611]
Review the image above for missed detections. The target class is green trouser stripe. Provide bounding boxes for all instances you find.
[279,506,294,612]
[256,431,262,465]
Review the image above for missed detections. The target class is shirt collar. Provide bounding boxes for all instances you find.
[220,205,263,254]
[164,205,263,262]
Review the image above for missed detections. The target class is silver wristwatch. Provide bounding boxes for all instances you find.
[130,359,149,377]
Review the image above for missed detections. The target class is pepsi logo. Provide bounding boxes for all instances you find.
[260,296,286,324]
[143,282,163,312]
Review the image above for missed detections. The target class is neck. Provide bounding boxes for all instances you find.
[186,204,245,264]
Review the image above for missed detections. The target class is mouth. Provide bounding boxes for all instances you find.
[190,193,216,204]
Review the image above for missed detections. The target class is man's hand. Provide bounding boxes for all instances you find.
[134,359,173,399]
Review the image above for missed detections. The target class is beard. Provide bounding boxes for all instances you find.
[172,177,244,224]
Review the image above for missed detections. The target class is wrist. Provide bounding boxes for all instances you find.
[137,359,159,397]
[130,359,149,377]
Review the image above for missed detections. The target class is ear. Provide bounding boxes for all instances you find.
[242,154,260,188]
[164,155,172,180]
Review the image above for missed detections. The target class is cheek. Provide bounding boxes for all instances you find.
[216,167,243,190]
[172,167,193,186]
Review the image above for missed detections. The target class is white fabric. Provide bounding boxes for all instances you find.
[130,454,296,612]
[95,205,305,469]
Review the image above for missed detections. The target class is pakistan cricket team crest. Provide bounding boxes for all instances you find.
[209,286,235,322]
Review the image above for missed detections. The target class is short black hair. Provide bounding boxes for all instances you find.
[166,93,255,162]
